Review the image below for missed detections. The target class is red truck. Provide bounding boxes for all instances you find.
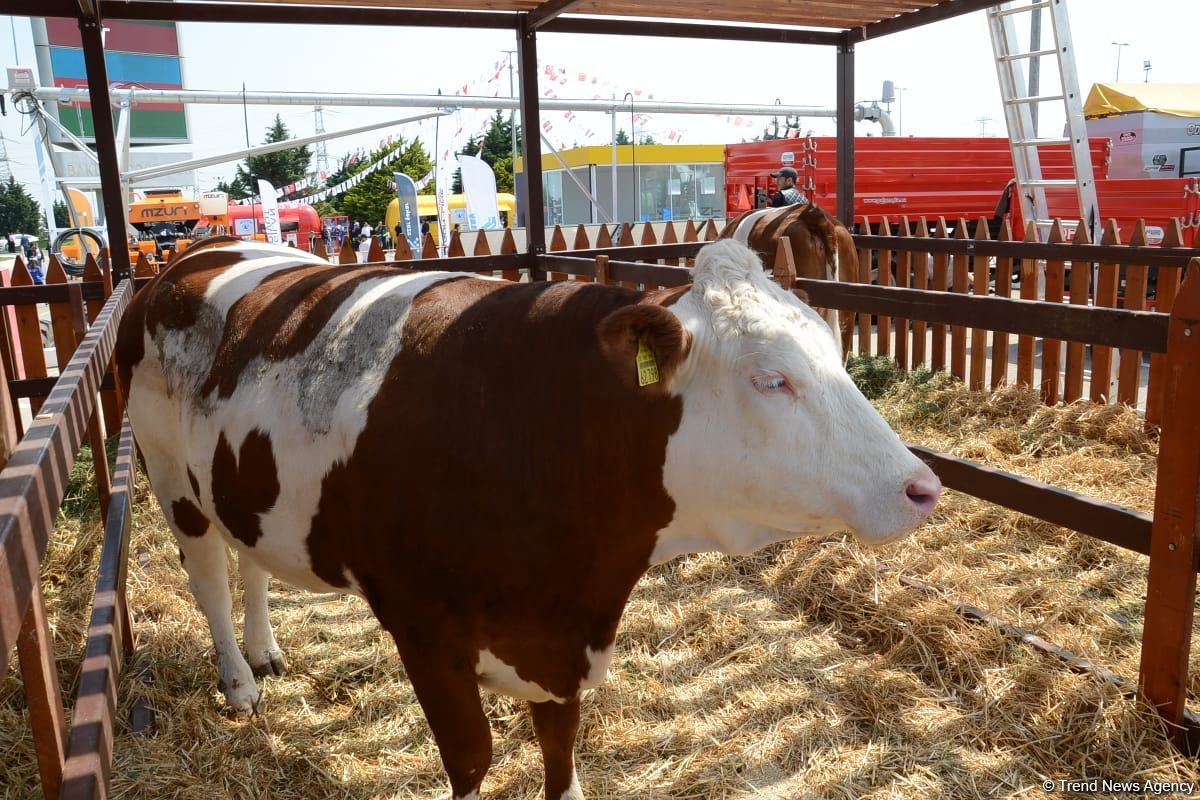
[725,136,1198,246]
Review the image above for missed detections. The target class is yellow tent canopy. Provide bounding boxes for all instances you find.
[1084,83,1200,119]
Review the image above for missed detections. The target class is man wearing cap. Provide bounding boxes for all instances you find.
[769,166,808,207]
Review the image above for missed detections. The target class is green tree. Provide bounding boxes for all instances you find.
[339,138,434,226]
[639,133,657,145]
[54,200,70,228]
[0,178,43,236]
[213,177,251,201]
[615,128,632,145]
[233,115,312,195]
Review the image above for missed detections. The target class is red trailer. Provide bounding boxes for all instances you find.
[725,136,1198,246]
[222,202,323,252]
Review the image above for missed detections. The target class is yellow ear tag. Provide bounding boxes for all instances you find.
[636,339,660,387]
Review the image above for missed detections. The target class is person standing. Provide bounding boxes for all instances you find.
[769,167,808,207]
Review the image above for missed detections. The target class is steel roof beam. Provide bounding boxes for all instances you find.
[108,1,519,28]
[527,0,585,31]
[856,0,1006,41]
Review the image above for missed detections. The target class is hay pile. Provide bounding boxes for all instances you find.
[4,362,1200,799]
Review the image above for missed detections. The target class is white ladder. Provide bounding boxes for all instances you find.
[987,0,1099,241]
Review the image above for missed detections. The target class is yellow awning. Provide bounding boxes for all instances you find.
[1084,83,1200,119]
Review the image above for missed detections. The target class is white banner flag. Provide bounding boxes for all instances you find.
[256,179,283,244]
[457,155,501,230]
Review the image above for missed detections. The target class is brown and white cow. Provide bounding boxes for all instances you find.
[720,202,859,354]
[114,236,939,800]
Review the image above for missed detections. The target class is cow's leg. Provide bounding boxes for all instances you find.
[399,648,492,799]
[530,697,583,800]
[175,529,260,714]
[239,554,286,678]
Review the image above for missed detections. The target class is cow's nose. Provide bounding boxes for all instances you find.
[903,469,941,519]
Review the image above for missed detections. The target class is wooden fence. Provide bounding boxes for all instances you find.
[844,216,1196,426]
[5,217,1200,798]
[391,226,1200,752]
[0,248,139,799]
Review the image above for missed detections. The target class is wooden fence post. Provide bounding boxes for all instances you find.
[703,219,719,241]
[1138,258,1200,749]
[1041,220,1067,405]
[421,233,439,260]
[595,254,610,286]
[772,238,796,290]
[1063,222,1093,403]
[596,224,613,249]
[911,217,929,370]
[548,226,567,280]
[969,217,991,391]
[1146,221,1186,429]
[5,341,69,798]
[857,218,873,358]
[1016,221,1039,387]
[950,219,969,381]
[990,218,1014,389]
[10,258,48,421]
[367,236,385,263]
[682,219,698,267]
[393,235,412,262]
[1118,221,1151,407]
[1090,220,1123,402]
[661,221,679,267]
[338,238,358,265]
[573,224,590,252]
[894,218,910,372]
[313,239,327,260]
[499,229,520,282]
[639,221,658,265]
[877,218,893,359]
[930,217,950,372]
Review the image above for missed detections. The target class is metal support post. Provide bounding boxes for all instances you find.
[836,36,856,226]
[77,13,132,282]
[517,15,545,278]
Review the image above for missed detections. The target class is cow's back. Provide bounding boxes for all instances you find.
[116,241,507,592]
[116,242,683,624]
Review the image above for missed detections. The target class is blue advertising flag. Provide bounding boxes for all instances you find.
[394,172,422,250]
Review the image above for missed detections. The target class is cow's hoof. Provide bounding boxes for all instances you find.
[250,650,287,678]
[218,676,261,717]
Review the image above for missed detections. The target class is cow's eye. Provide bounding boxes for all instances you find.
[752,371,793,396]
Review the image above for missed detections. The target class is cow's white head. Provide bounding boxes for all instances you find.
[602,239,940,564]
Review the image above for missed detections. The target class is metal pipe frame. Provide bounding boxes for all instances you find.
[21,86,848,119]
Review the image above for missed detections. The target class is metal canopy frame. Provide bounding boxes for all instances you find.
[54,0,1004,282]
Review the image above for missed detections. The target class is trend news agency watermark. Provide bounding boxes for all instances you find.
[1042,778,1196,795]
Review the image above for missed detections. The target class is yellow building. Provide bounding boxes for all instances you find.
[516,144,726,226]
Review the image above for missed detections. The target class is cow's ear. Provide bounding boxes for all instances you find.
[597,303,692,393]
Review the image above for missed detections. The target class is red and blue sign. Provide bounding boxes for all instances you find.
[36,19,188,143]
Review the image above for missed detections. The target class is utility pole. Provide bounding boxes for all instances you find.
[977,116,996,136]
[0,135,11,183]
[1112,41,1130,82]
[313,105,330,176]
[502,49,517,168]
